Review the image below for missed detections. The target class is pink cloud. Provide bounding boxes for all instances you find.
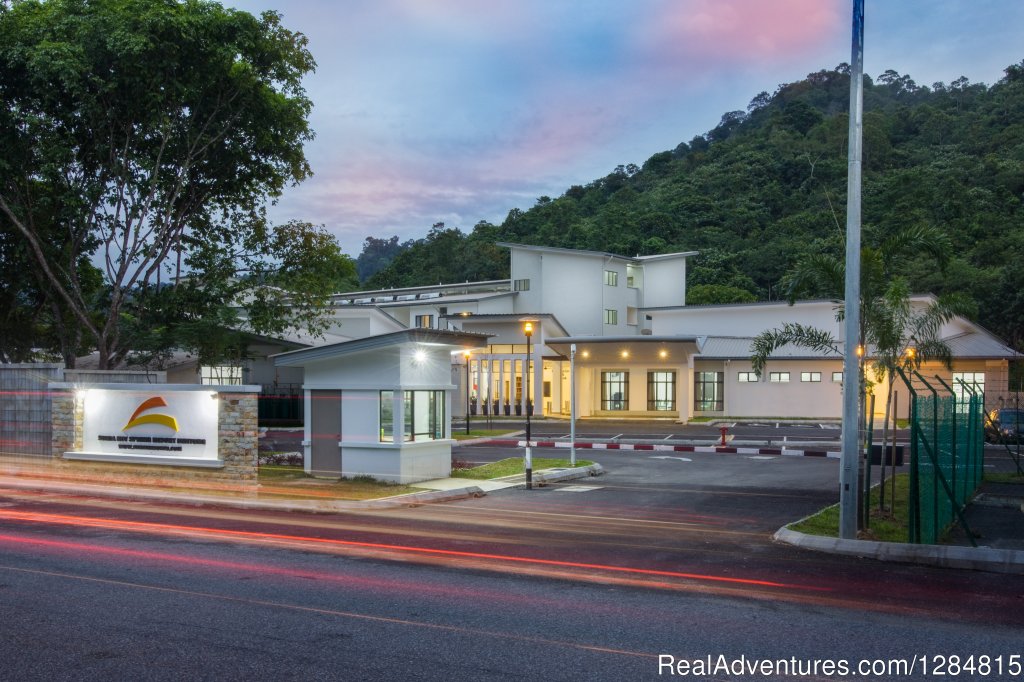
[633,0,845,66]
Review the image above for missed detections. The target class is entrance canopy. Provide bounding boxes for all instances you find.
[545,336,704,364]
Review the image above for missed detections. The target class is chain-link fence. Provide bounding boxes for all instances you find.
[896,369,984,545]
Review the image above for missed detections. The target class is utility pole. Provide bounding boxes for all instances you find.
[840,0,865,540]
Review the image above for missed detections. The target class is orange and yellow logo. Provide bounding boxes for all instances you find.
[123,396,180,432]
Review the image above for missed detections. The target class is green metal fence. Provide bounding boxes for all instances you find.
[258,385,302,424]
[896,369,984,545]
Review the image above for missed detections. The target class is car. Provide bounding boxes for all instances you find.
[984,408,1024,443]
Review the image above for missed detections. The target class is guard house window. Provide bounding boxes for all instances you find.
[380,391,395,442]
[737,372,757,383]
[513,279,530,292]
[604,309,618,325]
[952,371,985,412]
[414,314,434,329]
[647,371,676,411]
[601,371,628,411]
[832,372,843,383]
[381,390,444,442]
[801,372,822,382]
[604,270,618,286]
[769,372,790,383]
[694,371,724,411]
[200,365,242,385]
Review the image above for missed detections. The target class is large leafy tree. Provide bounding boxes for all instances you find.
[0,0,325,368]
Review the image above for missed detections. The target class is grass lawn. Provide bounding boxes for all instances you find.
[789,474,912,542]
[791,471,1023,543]
[984,472,1024,484]
[451,429,521,441]
[257,465,418,500]
[451,457,594,480]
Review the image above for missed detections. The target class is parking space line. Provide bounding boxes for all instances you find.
[609,434,623,440]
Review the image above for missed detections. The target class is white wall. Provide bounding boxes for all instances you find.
[641,258,688,309]
[698,359,845,419]
[651,301,843,338]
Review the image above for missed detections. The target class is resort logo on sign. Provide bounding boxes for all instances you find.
[96,395,208,453]
[123,396,179,432]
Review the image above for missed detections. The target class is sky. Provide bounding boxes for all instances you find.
[227,0,1024,257]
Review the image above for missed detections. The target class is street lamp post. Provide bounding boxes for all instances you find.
[570,343,576,467]
[524,321,533,490]
[464,350,472,436]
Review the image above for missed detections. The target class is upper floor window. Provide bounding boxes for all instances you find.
[832,372,843,383]
[737,372,757,383]
[513,279,530,292]
[414,314,434,329]
[769,372,790,383]
[604,270,618,286]
[604,309,618,325]
[801,372,822,382]
[626,264,640,289]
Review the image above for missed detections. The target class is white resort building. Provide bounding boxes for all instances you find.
[281,242,1016,424]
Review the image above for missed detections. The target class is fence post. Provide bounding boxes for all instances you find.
[895,368,920,543]
[863,392,875,529]
[935,376,959,523]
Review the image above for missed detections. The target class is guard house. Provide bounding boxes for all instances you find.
[273,328,489,483]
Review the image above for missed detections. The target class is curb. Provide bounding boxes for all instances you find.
[478,440,839,459]
[362,486,486,508]
[532,463,605,486]
[773,526,1024,575]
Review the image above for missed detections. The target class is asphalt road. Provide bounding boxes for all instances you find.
[1,449,1022,680]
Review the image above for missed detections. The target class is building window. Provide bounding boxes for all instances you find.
[694,371,724,411]
[380,391,395,442]
[513,279,530,292]
[832,372,843,383]
[769,372,790,383]
[414,314,434,328]
[801,372,822,382]
[601,371,628,411]
[647,371,676,411]
[737,372,757,383]
[604,270,618,286]
[381,390,445,442]
[626,264,640,289]
[200,365,242,385]
[604,309,618,325]
[952,372,985,412]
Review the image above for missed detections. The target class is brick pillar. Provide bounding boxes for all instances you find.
[218,392,258,483]
[51,390,83,458]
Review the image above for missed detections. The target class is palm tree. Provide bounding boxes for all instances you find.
[750,225,974,519]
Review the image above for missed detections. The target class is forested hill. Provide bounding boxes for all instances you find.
[361,61,1024,349]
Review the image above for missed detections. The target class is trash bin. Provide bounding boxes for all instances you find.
[869,444,904,466]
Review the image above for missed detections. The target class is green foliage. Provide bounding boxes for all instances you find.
[0,0,323,367]
[363,222,508,289]
[686,284,757,305]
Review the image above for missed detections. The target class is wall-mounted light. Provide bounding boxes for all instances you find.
[414,349,428,364]
[581,350,590,359]
[659,349,668,359]
[620,350,630,359]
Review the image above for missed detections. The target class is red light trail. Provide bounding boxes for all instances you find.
[0,508,826,592]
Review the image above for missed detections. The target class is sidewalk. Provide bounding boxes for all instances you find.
[775,479,1024,574]
[0,458,603,513]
